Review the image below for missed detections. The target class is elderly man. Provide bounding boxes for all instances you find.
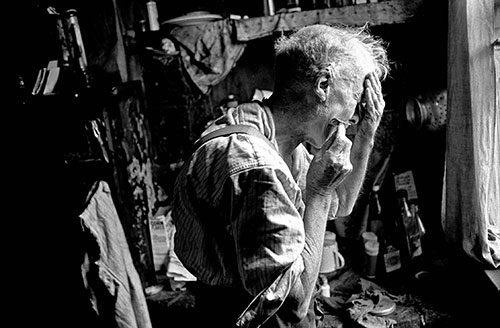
[172,24,389,328]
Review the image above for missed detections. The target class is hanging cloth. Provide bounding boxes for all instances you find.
[169,18,247,94]
[443,0,500,269]
[80,180,153,328]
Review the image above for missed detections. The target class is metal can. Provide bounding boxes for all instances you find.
[147,1,160,31]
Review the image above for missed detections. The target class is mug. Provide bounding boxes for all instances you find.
[320,239,345,273]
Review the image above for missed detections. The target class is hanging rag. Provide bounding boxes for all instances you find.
[169,18,247,94]
[80,180,152,328]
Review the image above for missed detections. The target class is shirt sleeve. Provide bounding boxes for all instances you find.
[236,259,304,328]
[229,166,306,295]
[229,166,306,327]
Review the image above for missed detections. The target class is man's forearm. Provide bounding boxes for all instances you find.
[286,191,332,320]
[336,134,374,216]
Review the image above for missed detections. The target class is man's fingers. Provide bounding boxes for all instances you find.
[371,72,381,90]
[365,76,384,112]
[329,123,347,153]
[322,123,339,151]
[325,123,350,154]
[365,84,375,109]
[317,122,347,159]
[308,122,352,193]
[368,72,383,102]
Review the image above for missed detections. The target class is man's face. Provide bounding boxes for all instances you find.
[306,71,366,150]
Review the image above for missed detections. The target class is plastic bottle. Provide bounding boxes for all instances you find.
[396,189,424,265]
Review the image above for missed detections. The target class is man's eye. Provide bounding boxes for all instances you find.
[330,118,352,127]
[355,102,363,115]
[357,101,367,110]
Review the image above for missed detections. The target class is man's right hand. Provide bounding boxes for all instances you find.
[306,123,353,196]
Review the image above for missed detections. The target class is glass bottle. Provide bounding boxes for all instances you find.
[395,189,424,267]
[65,9,92,90]
[378,188,404,277]
[368,185,383,236]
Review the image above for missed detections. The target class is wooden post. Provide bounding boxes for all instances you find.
[103,81,158,286]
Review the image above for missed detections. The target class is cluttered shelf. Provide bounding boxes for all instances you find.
[233,0,425,41]
[153,0,425,98]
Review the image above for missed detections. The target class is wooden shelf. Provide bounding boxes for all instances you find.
[233,0,424,41]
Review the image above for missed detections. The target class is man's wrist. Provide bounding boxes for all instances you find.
[305,187,334,202]
[356,123,378,141]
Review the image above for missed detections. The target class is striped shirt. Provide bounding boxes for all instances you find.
[172,101,312,300]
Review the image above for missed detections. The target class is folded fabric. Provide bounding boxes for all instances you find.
[164,210,197,282]
[167,251,197,282]
[346,288,398,328]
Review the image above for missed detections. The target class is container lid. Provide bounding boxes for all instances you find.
[325,231,336,242]
[370,296,396,316]
[364,240,379,256]
[362,231,378,242]
[161,11,223,26]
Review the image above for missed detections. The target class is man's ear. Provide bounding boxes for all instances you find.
[314,72,330,102]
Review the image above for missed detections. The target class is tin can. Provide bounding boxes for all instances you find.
[263,0,275,16]
[147,1,160,31]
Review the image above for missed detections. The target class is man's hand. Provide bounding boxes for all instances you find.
[357,72,385,138]
[306,123,353,196]
[333,72,385,217]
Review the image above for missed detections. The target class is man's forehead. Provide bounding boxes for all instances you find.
[344,39,374,70]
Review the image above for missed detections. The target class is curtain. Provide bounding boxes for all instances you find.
[443,0,500,269]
